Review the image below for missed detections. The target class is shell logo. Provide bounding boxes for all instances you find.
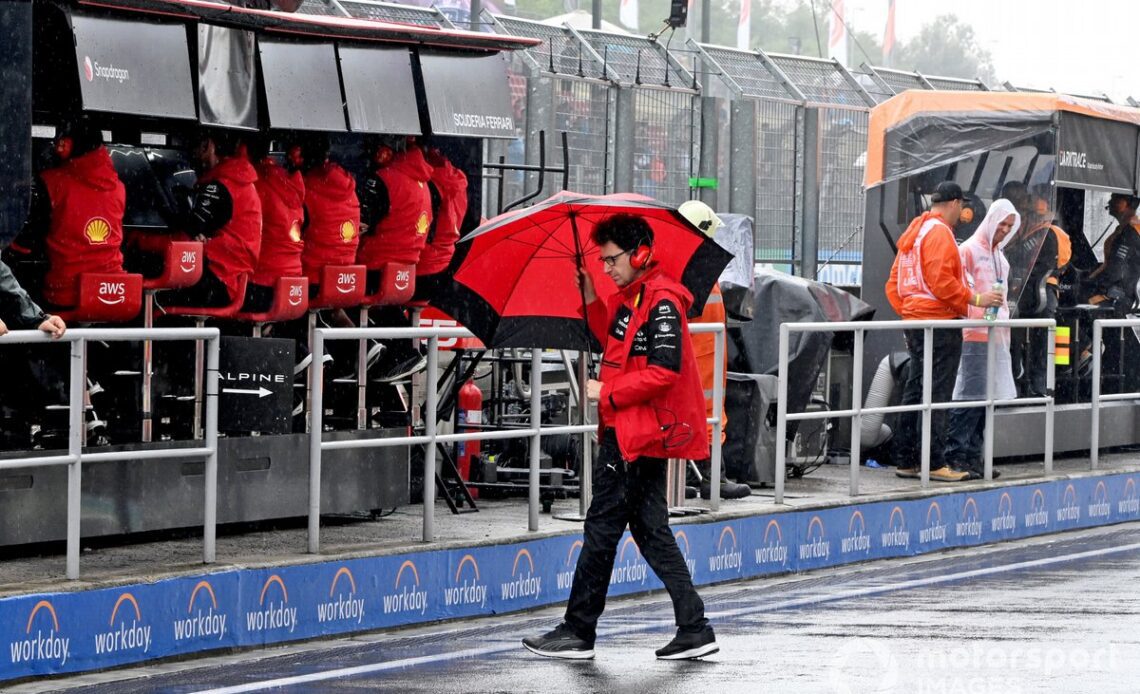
[289,220,302,243]
[415,212,430,236]
[340,221,356,243]
[84,217,112,244]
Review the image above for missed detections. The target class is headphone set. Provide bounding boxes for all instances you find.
[629,236,654,270]
[654,405,694,451]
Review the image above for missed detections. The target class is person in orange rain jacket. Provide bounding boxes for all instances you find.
[885,182,1003,483]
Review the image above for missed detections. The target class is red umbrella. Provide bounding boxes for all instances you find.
[431,192,734,351]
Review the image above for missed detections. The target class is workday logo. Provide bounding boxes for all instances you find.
[673,531,698,576]
[991,493,1016,533]
[9,600,69,667]
[1024,489,1049,529]
[708,527,743,573]
[918,501,947,545]
[1120,478,1140,516]
[246,575,297,634]
[94,593,151,656]
[756,519,790,567]
[502,549,543,600]
[318,567,365,625]
[556,541,583,591]
[444,555,488,609]
[799,515,831,561]
[881,506,909,549]
[174,580,227,642]
[611,538,648,586]
[1056,484,1081,524]
[1088,481,1111,520]
[383,560,429,615]
[840,510,871,555]
[956,498,982,539]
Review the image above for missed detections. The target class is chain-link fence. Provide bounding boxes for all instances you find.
[817,108,868,267]
[631,87,698,206]
[754,99,801,265]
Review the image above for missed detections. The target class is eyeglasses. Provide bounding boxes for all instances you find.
[599,249,631,267]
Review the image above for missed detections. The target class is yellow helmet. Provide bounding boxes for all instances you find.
[678,200,723,238]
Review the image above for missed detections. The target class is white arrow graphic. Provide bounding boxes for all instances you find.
[223,387,273,398]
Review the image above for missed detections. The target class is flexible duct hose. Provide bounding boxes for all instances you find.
[860,355,894,450]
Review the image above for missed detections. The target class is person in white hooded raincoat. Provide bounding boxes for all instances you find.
[942,199,1021,480]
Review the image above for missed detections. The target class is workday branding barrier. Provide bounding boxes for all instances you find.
[3,472,1139,680]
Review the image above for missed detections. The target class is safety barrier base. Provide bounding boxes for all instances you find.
[3,465,1140,682]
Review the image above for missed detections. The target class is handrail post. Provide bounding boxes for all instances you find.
[308,329,326,553]
[1044,321,1055,475]
[920,327,933,487]
[775,324,789,504]
[203,334,220,564]
[66,338,85,580]
[983,326,996,481]
[709,325,724,512]
[849,329,863,496]
[1091,320,1102,470]
[578,353,592,517]
[423,336,440,541]
[528,348,543,531]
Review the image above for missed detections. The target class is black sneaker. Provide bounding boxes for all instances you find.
[522,624,595,660]
[701,481,752,500]
[655,626,718,660]
[966,468,1001,481]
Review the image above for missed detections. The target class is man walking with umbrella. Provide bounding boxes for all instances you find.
[523,213,718,661]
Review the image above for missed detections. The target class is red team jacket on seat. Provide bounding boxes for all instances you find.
[301,162,360,284]
[417,158,468,277]
[251,158,305,287]
[196,155,263,303]
[357,147,433,268]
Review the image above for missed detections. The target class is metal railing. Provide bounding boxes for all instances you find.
[0,327,221,579]
[1090,318,1140,468]
[307,323,724,553]
[774,319,1057,504]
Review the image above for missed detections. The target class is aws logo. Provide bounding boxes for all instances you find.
[1088,481,1111,519]
[84,217,112,244]
[289,219,302,243]
[919,501,947,544]
[502,548,543,600]
[415,211,430,236]
[611,537,648,586]
[800,515,831,561]
[709,526,743,572]
[1120,478,1140,516]
[1024,489,1049,529]
[881,506,910,549]
[318,567,366,625]
[674,531,698,576]
[174,580,227,642]
[94,592,151,656]
[383,559,429,615]
[757,519,790,566]
[9,600,69,666]
[246,574,297,634]
[556,541,583,591]
[956,498,982,539]
[1057,484,1081,523]
[393,268,412,292]
[443,554,488,609]
[340,220,357,243]
[841,510,870,554]
[992,492,1017,533]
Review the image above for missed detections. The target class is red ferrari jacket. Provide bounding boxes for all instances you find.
[356,147,433,268]
[587,265,710,462]
[39,147,126,307]
[196,155,263,302]
[251,158,305,286]
[417,159,468,277]
[301,162,360,283]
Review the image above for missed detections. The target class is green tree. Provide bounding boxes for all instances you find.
[893,14,996,82]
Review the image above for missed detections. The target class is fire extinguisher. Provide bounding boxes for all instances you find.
[457,379,483,497]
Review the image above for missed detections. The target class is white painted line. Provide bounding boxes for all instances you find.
[191,539,1140,694]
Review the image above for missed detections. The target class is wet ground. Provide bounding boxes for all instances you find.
[20,522,1140,694]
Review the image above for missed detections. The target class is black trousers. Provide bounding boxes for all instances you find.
[564,429,707,642]
[891,327,962,470]
[943,406,985,474]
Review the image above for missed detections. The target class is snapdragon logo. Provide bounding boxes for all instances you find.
[799,516,830,561]
[556,541,583,591]
[384,560,429,615]
[919,501,947,545]
[674,531,698,576]
[318,567,365,625]
[246,575,297,634]
[956,498,982,539]
[174,580,227,643]
[94,593,151,656]
[756,519,790,567]
[1088,481,1111,520]
[502,549,543,600]
[611,538,648,586]
[1024,489,1049,529]
[840,511,871,555]
[443,555,488,609]
[709,527,743,573]
[1056,484,1081,524]
[82,56,130,83]
[881,506,910,549]
[10,600,69,667]
[992,492,1016,533]
[1120,479,1140,516]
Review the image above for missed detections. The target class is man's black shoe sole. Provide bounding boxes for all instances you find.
[656,642,720,660]
[522,639,595,660]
